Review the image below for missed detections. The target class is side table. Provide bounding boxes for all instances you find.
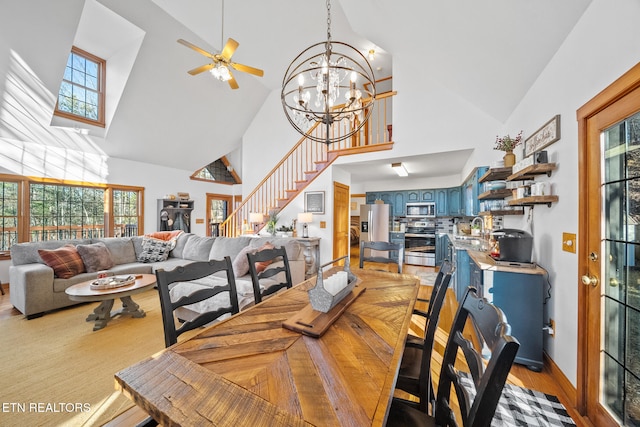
[296,237,320,279]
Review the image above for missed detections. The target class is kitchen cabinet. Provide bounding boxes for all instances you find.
[389,232,405,260]
[406,191,419,202]
[463,166,488,216]
[435,189,448,216]
[447,187,463,216]
[391,191,406,216]
[486,270,545,371]
[421,190,435,202]
[436,234,449,266]
[366,192,379,204]
[455,249,471,301]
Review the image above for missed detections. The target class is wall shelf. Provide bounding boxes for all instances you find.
[507,163,557,181]
[508,195,559,207]
[479,210,524,216]
[479,167,513,183]
[478,188,513,200]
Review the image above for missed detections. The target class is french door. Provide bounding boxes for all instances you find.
[578,63,640,426]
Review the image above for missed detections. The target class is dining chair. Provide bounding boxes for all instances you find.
[413,259,453,319]
[156,257,240,347]
[136,258,240,426]
[396,270,453,413]
[359,240,404,273]
[247,246,293,304]
[387,286,520,427]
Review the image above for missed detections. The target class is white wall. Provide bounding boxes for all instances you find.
[502,0,640,385]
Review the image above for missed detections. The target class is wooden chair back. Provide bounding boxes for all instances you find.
[155,257,239,348]
[247,246,293,304]
[359,240,404,273]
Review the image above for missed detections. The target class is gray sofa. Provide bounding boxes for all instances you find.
[9,233,304,319]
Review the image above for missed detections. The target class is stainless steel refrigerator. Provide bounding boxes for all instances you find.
[360,204,390,256]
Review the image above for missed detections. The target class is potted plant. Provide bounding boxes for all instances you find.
[494,130,523,167]
[266,210,279,236]
[276,224,294,237]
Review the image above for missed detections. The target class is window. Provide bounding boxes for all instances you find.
[55,46,106,127]
[0,174,144,256]
[112,189,140,237]
[0,180,19,253]
[29,183,105,241]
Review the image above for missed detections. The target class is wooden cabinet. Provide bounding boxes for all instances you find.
[158,199,194,233]
[462,166,488,216]
[487,270,545,371]
[435,189,448,216]
[447,187,463,216]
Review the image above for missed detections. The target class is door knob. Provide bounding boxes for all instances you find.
[581,275,598,287]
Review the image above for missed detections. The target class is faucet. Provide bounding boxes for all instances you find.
[471,217,484,237]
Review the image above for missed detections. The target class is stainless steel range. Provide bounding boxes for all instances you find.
[404,219,436,266]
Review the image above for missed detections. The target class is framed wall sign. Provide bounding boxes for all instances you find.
[524,115,561,157]
[304,191,325,214]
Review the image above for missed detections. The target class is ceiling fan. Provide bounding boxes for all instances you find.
[177,0,263,89]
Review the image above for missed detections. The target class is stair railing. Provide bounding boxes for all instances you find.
[220,90,396,237]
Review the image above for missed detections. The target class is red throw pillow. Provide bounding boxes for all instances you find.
[38,244,86,279]
[255,242,275,273]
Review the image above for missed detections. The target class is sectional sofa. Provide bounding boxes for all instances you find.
[9,233,304,319]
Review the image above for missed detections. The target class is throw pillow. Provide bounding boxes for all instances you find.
[76,242,115,273]
[38,244,86,279]
[137,237,175,263]
[232,245,257,277]
[254,242,275,273]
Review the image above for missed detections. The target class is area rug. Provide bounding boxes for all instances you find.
[0,289,166,426]
[460,372,577,426]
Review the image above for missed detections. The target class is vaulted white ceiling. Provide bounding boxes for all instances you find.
[0,0,593,181]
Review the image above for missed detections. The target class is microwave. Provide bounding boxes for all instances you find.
[406,202,436,218]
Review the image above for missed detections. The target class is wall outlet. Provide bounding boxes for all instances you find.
[562,232,576,253]
[549,319,556,337]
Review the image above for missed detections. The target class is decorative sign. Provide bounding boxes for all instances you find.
[524,115,561,157]
[305,191,325,214]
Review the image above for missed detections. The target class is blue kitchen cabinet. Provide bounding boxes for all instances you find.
[487,271,545,371]
[389,232,405,260]
[392,191,406,217]
[435,189,448,216]
[447,187,463,216]
[455,249,471,301]
[463,166,489,216]
[421,190,435,202]
[366,192,380,204]
[436,234,449,266]
[406,190,420,202]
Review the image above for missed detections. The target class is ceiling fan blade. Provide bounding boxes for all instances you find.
[220,38,239,61]
[231,62,264,77]
[227,74,239,90]
[187,63,215,75]
[177,39,214,59]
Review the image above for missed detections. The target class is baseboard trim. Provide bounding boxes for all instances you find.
[543,352,594,427]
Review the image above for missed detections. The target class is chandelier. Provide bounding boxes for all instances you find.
[281,0,376,144]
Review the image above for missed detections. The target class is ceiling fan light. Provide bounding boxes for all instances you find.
[392,162,408,177]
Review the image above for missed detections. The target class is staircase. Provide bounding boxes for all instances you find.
[219,91,397,237]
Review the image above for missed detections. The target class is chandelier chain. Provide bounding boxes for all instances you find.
[326,0,331,42]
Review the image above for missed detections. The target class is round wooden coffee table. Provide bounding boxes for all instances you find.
[65,274,156,331]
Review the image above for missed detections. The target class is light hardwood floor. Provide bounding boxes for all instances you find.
[0,250,588,426]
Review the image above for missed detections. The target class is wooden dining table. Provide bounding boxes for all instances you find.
[114,267,420,427]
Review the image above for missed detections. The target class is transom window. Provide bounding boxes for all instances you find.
[54,46,106,127]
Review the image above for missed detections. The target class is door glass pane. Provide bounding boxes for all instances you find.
[603,112,640,425]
